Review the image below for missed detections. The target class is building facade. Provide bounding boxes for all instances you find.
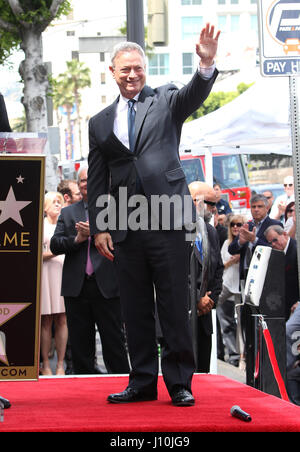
[42,0,259,160]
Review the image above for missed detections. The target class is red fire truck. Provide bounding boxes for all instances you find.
[180,150,251,214]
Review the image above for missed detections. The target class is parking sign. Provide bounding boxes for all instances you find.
[258,0,300,76]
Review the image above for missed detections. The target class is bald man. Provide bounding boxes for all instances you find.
[188,181,223,372]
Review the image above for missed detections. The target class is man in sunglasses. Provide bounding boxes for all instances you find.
[188,181,224,373]
[270,175,295,221]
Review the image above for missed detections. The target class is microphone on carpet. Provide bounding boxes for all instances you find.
[230,405,252,422]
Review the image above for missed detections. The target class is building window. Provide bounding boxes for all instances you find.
[100,52,105,62]
[230,15,240,32]
[251,0,257,4]
[218,15,227,31]
[100,73,106,84]
[101,96,106,104]
[182,53,193,74]
[231,0,238,4]
[218,0,226,4]
[181,0,201,4]
[148,54,170,75]
[182,17,203,40]
[66,30,75,36]
[250,14,258,31]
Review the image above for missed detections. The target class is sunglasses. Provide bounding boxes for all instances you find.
[204,200,216,207]
[287,209,295,213]
[230,222,243,227]
[284,184,293,187]
[268,238,278,245]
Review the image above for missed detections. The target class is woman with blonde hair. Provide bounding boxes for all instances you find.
[40,191,67,375]
[216,214,245,369]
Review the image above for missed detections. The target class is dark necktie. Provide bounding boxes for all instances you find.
[127,99,136,151]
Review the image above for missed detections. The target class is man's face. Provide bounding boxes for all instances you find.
[250,200,268,222]
[214,185,222,201]
[284,181,294,197]
[69,182,82,204]
[110,50,146,99]
[266,230,288,251]
[78,170,88,201]
[262,191,274,210]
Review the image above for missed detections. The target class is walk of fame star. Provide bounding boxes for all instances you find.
[0,186,31,227]
[0,303,31,366]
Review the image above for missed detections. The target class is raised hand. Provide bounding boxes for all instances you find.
[196,23,220,67]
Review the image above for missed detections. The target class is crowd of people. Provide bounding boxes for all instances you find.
[2,24,300,410]
[39,171,300,405]
[214,176,300,405]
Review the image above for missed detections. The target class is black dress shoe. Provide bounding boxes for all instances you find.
[107,387,157,404]
[171,388,195,407]
[0,396,11,409]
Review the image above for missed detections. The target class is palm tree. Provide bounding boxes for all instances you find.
[50,76,75,160]
[50,59,91,159]
[60,60,91,158]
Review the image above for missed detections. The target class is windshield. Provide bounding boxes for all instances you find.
[181,158,205,185]
[213,155,248,189]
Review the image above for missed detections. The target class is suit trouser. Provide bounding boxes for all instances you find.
[64,277,130,374]
[196,320,212,373]
[114,229,195,396]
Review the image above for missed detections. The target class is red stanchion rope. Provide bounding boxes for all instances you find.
[262,325,289,402]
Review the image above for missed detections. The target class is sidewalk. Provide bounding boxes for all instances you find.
[217,359,246,384]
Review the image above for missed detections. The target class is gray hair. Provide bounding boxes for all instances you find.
[110,42,145,68]
[250,193,269,208]
[77,165,88,183]
[264,224,285,238]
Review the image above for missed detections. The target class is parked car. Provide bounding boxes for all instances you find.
[250,183,285,200]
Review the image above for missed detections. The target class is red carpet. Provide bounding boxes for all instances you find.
[0,374,300,432]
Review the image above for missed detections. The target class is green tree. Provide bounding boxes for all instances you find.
[50,76,75,160]
[186,82,253,122]
[0,0,71,189]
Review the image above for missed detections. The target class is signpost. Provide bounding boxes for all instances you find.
[258,0,300,317]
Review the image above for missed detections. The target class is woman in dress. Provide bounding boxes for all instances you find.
[216,214,245,368]
[40,191,67,375]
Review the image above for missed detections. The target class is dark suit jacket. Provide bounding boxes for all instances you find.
[50,200,119,299]
[191,223,224,336]
[228,216,282,279]
[285,238,300,319]
[87,70,218,242]
[0,94,12,132]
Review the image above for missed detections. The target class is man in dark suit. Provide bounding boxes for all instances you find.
[0,93,12,409]
[264,224,300,404]
[264,225,299,320]
[50,167,130,375]
[87,24,220,406]
[189,181,224,373]
[228,194,282,281]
